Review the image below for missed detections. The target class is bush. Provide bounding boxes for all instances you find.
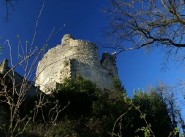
[50,76,127,136]
[0,76,174,137]
[51,77,101,118]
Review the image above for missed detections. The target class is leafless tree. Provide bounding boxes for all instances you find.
[106,0,185,57]
[1,0,17,19]
[0,1,67,136]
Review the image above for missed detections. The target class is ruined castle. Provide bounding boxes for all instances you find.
[35,34,119,93]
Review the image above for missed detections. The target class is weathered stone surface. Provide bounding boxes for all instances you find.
[35,34,119,93]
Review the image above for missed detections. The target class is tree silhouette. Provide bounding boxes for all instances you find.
[107,0,185,58]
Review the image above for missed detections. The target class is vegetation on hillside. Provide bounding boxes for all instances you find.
[1,0,185,136]
[0,76,179,137]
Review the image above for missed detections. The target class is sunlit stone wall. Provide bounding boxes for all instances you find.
[35,34,119,93]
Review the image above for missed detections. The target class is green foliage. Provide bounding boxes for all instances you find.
[136,126,151,137]
[0,76,175,137]
[131,89,173,137]
[54,76,100,95]
[52,76,101,118]
[51,76,128,136]
[112,77,126,93]
[24,121,78,137]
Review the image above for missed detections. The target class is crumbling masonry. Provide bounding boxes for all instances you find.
[35,34,119,93]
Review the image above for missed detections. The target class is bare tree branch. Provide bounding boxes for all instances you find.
[106,0,185,58]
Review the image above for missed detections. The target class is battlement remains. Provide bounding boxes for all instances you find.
[35,34,119,93]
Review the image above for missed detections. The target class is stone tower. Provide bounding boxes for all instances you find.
[35,34,119,93]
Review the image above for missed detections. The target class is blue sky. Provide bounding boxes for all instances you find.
[1,0,185,96]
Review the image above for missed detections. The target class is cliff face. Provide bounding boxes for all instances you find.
[35,34,119,93]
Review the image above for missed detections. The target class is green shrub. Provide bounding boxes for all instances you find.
[51,76,101,118]
[0,76,174,137]
[23,121,78,137]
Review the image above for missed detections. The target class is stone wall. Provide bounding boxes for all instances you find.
[0,59,38,96]
[35,34,119,93]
